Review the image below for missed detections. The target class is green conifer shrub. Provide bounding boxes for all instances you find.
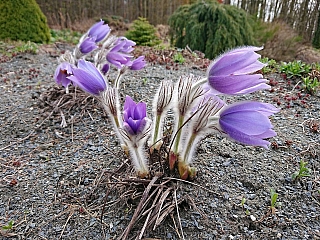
[168,0,256,59]
[125,17,161,46]
[0,0,50,43]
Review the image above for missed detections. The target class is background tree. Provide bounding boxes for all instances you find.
[0,0,50,43]
[169,0,256,59]
[313,9,320,48]
[35,0,319,47]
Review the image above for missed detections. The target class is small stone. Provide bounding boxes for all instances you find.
[223,161,231,166]
[247,194,256,200]
[250,215,256,221]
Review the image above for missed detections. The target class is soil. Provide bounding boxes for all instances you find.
[0,44,319,240]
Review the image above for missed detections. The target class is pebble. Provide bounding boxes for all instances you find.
[250,215,256,221]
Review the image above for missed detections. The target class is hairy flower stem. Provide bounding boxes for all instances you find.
[132,145,149,178]
[114,69,125,89]
[152,113,161,147]
[177,132,197,179]
[113,115,120,128]
[182,132,197,164]
[173,115,184,154]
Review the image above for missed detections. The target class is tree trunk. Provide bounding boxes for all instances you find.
[313,9,320,48]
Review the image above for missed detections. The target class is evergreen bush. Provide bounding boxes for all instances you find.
[125,17,161,46]
[168,0,256,59]
[0,0,50,43]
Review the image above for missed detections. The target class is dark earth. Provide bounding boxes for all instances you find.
[0,44,319,239]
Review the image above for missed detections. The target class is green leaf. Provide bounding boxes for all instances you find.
[2,220,14,230]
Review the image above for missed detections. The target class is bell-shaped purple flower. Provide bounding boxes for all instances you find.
[88,20,110,42]
[106,37,136,68]
[128,56,146,70]
[207,46,270,95]
[219,101,279,149]
[67,59,107,95]
[123,96,147,135]
[79,37,98,54]
[54,62,73,88]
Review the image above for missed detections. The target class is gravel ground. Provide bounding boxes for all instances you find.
[0,45,319,240]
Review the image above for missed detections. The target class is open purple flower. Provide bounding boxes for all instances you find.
[106,37,136,68]
[123,96,147,135]
[54,62,73,88]
[128,56,146,70]
[219,101,279,149]
[79,37,98,54]
[207,46,270,95]
[67,59,107,95]
[88,20,110,42]
[116,37,136,53]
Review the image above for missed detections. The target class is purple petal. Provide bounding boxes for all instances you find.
[123,122,134,135]
[128,118,140,133]
[207,46,267,95]
[129,56,146,70]
[77,60,105,83]
[88,20,110,42]
[219,101,278,148]
[123,96,148,135]
[54,62,73,88]
[209,51,261,76]
[233,61,266,75]
[116,37,136,53]
[221,101,279,116]
[106,52,131,68]
[220,112,272,135]
[110,39,126,52]
[222,127,271,149]
[209,74,269,95]
[68,68,106,95]
[133,102,147,119]
[124,96,136,111]
[254,129,277,139]
[79,37,98,54]
[208,46,263,74]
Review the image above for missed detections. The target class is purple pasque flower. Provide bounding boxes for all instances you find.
[219,101,279,149]
[128,56,146,70]
[54,62,73,88]
[79,37,98,54]
[207,46,270,95]
[67,59,107,95]
[106,37,136,68]
[116,37,136,53]
[88,20,110,42]
[123,96,147,135]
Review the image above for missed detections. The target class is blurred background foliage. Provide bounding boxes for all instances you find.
[35,0,319,47]
[168,0,256,59]
[0,0,50,43]
[0,0,319,62]
[125,17,161,46]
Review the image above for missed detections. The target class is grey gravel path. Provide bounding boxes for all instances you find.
[0,50,319,239]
